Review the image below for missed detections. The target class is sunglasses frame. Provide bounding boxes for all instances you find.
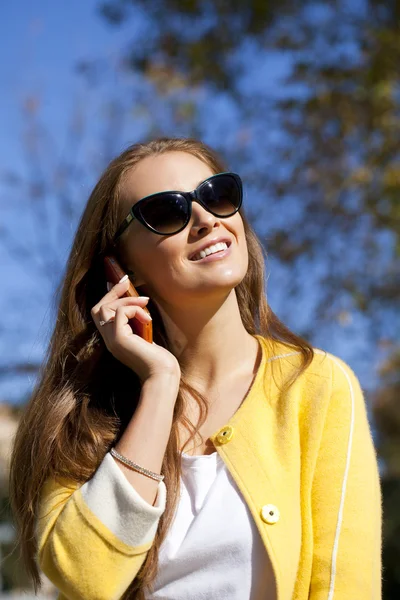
[113,171,243,241]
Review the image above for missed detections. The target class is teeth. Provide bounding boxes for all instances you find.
[193,242,228,261]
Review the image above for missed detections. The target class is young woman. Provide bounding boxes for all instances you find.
[10,137,382,600]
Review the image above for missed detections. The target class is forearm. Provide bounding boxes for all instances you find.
[113,373,179,506]
[36,376,179,598]
[37,474,158,600]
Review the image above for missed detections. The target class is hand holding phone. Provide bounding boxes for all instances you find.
[104,255,153,343]
[92,257,180,382]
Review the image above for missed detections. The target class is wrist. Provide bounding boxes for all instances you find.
[140,372,180,405]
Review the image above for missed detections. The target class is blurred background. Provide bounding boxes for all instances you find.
[0,0,399,597]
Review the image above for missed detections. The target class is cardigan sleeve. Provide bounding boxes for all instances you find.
[36,452,166,600]
[309,355,382,599]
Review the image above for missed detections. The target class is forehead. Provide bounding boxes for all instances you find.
[120,151,214,208]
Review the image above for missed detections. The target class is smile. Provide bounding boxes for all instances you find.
[190,242,232,263]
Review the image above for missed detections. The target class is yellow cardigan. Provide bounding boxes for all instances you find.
[36,336,382,599]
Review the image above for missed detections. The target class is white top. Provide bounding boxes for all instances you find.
[145,450,276,600]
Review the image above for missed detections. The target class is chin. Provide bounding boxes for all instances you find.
[201,271,246,293]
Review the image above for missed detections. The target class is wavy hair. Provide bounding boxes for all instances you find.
[9,137,314,598]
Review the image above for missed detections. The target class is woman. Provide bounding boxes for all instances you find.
[9,137,382,600]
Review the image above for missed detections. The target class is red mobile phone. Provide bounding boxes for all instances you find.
[104,255,153,343]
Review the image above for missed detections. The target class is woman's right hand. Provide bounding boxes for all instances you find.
[91,277,181,385]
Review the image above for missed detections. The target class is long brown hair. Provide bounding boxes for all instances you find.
[9,137,314,598]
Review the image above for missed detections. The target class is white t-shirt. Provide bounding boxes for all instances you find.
[145,450,276,599]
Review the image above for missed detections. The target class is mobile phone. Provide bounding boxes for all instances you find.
[104,255,153,343]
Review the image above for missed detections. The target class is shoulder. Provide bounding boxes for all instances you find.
[306,347,364,404]
[268,340,369,445]
[257,335,365,417]
[260,335,361,389]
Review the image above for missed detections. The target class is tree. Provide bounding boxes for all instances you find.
[95,0,399,339]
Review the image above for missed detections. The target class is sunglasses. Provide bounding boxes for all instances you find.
[113,172,243,239]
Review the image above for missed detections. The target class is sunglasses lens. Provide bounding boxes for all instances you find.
[200,174,242,216]
[139,193,189,234]
[135,174,242,235]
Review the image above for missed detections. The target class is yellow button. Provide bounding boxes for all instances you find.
[216,426,234,445]
[260,504,280,524]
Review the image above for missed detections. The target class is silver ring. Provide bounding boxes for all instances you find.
[99,318,114,327]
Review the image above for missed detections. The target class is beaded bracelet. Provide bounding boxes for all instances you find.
[110,447,164,482]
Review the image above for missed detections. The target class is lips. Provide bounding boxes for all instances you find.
[190,242,232,264]
[189,238,232,261]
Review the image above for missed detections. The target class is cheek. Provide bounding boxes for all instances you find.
[232,214,248,261]
[135,242,185,286]
[242,239,249,268]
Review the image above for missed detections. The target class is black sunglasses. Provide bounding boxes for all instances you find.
[113,172,243,240]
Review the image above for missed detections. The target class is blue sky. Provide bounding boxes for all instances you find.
[0,1,390,405]
[0,1,124,401]
[1,1,121,169]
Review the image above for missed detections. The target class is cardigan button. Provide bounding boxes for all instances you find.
[260,504,280,524]
[216,426,234,444]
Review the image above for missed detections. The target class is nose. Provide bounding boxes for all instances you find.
[189,200,221,236]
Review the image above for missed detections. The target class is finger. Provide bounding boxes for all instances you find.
[93,313,115,340]
[92,278,131,315]
[102,296,150,312]
[106,278,129,293]
[114,305,152,335]
[92,276,149,315]
[97,297,149,325]
[103,276,132,301]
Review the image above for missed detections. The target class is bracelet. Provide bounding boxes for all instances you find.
[110,447,164,482]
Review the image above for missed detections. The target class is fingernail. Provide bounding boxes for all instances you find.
[140,296,150,300]
[119,274,129,283]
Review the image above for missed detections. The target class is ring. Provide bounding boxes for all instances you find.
[99,318,114,327]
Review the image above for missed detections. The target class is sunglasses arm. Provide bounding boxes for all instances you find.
[113,209,136,242]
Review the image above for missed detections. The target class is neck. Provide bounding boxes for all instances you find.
[154,289,260,390]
